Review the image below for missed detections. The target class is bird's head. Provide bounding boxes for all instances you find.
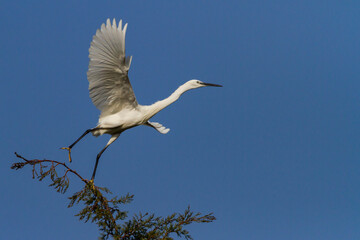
[185,79,223,89]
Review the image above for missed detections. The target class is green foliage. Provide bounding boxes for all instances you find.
[11,152,215,239]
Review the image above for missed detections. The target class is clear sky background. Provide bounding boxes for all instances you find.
[1,1,360,239]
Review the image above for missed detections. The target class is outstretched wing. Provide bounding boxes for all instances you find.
[88,18,137,117]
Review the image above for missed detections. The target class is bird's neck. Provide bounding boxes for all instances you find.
[143,84,190,120]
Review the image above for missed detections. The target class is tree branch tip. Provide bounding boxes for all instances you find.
[12,152,216,239]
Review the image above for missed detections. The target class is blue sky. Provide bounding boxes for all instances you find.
[1,1,360,239]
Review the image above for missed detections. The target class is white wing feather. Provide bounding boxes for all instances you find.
[146,121,170,134]
[88,19,137,117]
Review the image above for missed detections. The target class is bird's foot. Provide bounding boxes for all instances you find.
[60,147,72,163]
[85,179,96,191]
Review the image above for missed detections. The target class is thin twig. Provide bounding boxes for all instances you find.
[14,152,88,183]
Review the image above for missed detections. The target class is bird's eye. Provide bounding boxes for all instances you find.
[197,81,201,84]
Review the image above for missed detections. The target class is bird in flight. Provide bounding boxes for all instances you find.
[62,19,222,180]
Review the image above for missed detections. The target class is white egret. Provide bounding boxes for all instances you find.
[62,19,222,180]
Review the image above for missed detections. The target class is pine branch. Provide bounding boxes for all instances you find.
[11,152,216,239]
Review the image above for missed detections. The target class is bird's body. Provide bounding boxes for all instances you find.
[62,18,222,180]
[93,81,205,136]
[93,108,145,136]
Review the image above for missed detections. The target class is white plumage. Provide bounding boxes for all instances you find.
[88,19,135,117]
[62,18,222,180]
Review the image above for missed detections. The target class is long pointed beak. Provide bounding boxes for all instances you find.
[202,82,223,87]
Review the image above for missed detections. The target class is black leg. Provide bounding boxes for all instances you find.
[91,145,109,180]
[61,128,97,162]
[91,134,120,180]
[69,129,93,148]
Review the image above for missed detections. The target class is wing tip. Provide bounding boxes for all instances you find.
[101,18,128,33]
[123,23,128,34]
[118,19,123,30]
[125,56,132,70]
[147,121,170,134]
